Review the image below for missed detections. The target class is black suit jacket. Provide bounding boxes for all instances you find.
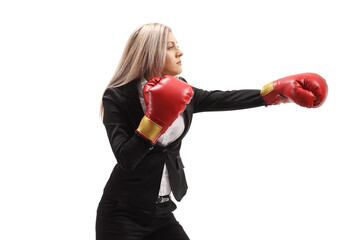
[101,77,265,211]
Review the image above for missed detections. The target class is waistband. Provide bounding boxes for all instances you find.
[156,195,171,204]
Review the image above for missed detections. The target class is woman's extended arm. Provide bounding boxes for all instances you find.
[191,87,266,113]
[189,72,328,112]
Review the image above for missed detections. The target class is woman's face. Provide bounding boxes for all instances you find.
[162,32,184,76]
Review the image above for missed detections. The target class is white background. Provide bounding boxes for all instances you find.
[1,0,359,239]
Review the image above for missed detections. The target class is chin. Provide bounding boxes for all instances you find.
[162,68,182,76]
[175,69,182,75]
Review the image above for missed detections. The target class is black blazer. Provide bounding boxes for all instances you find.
[101,77,265,211]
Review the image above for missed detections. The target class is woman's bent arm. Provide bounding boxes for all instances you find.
[102,88,154,171]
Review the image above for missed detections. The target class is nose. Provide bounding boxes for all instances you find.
[177,48,184,58]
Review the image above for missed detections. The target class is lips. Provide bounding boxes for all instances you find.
[177,61,182,65]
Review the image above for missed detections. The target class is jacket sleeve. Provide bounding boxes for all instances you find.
[191,87,266,113]
[102,87,155,171]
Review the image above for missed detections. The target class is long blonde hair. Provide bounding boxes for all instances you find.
[99,23,171,119]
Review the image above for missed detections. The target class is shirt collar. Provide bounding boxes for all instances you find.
[138,77,148,98]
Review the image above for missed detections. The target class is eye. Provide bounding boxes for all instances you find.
[167,44,180,50]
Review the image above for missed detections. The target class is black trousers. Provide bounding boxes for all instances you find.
[96,194,190,240]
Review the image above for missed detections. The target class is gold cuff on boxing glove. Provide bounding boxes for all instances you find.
[261,82,274,96]
[137,116,162,141]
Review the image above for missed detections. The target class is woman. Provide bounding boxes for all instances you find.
[96,23,327,240]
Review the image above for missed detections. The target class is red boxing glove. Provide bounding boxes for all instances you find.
[136,75,194,143]
[261,73,328,108]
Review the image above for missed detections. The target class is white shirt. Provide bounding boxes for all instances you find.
[138,78,186,196]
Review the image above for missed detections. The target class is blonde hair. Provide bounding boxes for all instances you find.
[99,23,171,119]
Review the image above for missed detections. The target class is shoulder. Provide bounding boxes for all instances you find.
[177,76,188,83]
[103,79,140,102]
[176,76,204,95]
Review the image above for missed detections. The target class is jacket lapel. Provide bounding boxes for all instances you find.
[167,104,193,148]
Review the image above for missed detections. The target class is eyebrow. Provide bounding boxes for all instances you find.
[167,41,178,44]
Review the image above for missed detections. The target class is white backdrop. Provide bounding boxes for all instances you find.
[1,0,359,239]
